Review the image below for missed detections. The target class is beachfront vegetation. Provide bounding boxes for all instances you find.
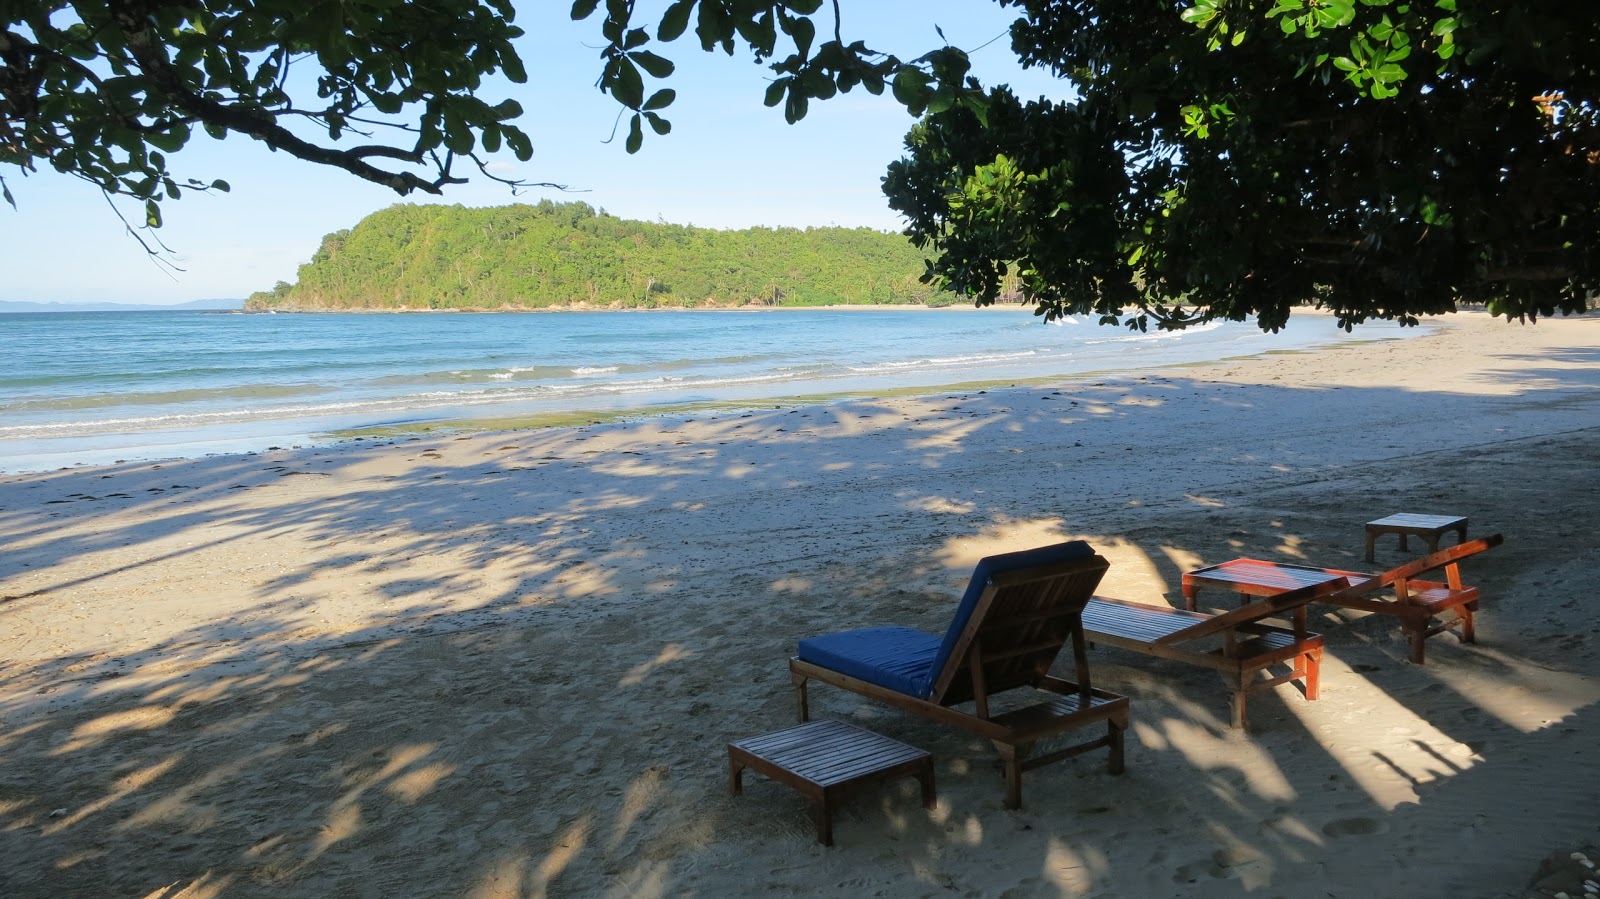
[6,2,1596,327]
[244,201,946,310]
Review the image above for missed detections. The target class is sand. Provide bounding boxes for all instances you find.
[1,311,1598,898]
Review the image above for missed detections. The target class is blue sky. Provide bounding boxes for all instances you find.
[2,2,1070,305]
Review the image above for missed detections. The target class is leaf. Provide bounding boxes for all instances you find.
[659,0,693,41]
[625,114,643,153]
[645,111,672,134]
[570,0,600,18]
[145,199,163,228]
[614,58,644,108]
[631,50,674,78]
[891,66,930,110]
[505,129,533,161]
[787,16,815,57]
[763,79,786,108]
[642,88,675,111]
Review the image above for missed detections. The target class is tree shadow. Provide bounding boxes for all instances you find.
[1,368,1597,896]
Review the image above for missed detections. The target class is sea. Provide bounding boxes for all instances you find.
[0,308,1423,473]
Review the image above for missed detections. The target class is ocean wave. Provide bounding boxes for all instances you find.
[845,349,1042,373]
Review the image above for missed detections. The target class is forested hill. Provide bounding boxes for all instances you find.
[246,201,952,311]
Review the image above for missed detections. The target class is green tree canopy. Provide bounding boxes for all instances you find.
[880,0,1600,329]
[2,0,537,230]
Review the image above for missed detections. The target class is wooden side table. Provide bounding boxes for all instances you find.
[728,719,935,846]
[1365,513,1469,563]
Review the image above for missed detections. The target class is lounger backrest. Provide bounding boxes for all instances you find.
[1346,533,1504,595]
[1153,576,1347,646]
[929,541,1109,705]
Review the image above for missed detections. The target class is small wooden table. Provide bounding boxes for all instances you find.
[1182,559,1354,612]
[1365,513,1469,563]
[728,719,935,846]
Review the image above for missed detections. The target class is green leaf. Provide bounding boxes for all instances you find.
[763,79,787,108]
[787,16,815,57]
[505,129,533,161]
[570,0,599,20]
[659,0,693,41]
[642,88,675,111]
[891,66,930,111]
[625,114,643,153]
[614,58,644,108]
[644,111,672,135]
[631,50,674,78]
[145,199,163,228]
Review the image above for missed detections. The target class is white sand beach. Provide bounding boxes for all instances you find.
[2,311,1598,898]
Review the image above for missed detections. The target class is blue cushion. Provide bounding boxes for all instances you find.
[796,626,941,698]
[796,542,1097,699]
[925,541,1097,683]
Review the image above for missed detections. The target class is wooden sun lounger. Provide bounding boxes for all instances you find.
[1321,534,1504,663]
[1082,578,1346,729]
[789,542,1130,809]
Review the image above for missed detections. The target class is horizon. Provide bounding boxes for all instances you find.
[3,5,1067,306]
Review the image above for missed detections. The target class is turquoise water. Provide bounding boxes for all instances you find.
[0,308,1417,472]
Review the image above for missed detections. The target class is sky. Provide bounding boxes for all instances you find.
[1,3,1071,305]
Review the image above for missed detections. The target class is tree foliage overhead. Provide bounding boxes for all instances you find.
[8,1,1599,328]
[882,0,1600,330]
[1,0,536,228]
[246,200,945,311]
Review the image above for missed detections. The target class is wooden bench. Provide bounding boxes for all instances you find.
[729,718,936,846]
[1323,534,1503,663]
[1081,578,1346,728]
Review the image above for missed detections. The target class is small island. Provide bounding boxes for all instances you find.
[247,200,963,312]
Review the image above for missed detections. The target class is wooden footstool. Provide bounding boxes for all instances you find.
[1365,513,1469,563]
[728,719,935,846]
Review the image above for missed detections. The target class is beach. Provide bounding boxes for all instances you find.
[2,310,1598,897]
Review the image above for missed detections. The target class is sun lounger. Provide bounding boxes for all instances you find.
[1184,535,1503,665]
[788,541,1130,809]
[1081,578,1348,729]
[1322,534,1504,663]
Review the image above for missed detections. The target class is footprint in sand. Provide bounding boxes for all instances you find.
[1322,816,1389,838]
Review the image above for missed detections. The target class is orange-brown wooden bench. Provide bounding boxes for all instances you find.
[1183,535,1503,664]
[1082,578,1345,728]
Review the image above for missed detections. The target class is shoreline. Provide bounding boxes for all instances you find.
[2,311,1598,897]
[2,308,1424,476]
